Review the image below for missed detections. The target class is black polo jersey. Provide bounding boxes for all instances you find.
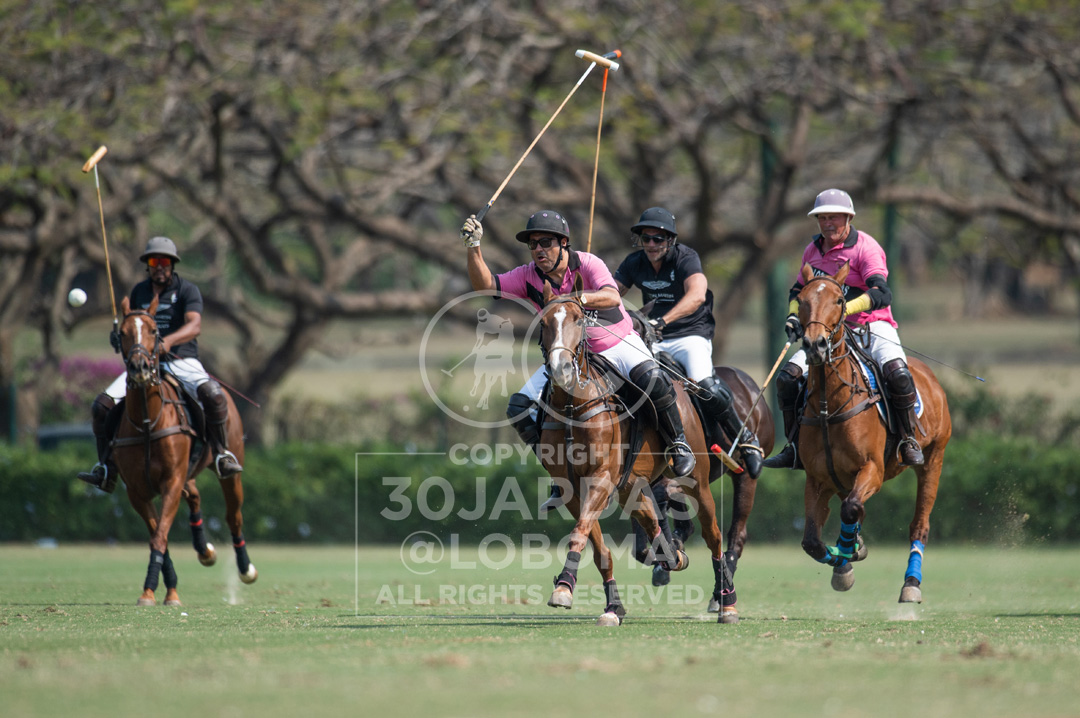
[613,243,715,340]
[129,274,203,359]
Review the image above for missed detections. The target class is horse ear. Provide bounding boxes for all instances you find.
[801,263,814,284]
[542,280,555,305]
[148,294,159,316]
[121,296,130,315]
[573,272,584,298]
[835,261,850,284]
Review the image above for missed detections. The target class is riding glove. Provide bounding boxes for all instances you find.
[460,215,483,248]
[784,314,803,342]
[648,317,667,340]
[109,327,122,354]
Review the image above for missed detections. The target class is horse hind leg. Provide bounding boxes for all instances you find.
[162,550,181,606]
[900,453,943,603]
[184,479,217,567]
[218,474,257,583]
[589,523,624,627]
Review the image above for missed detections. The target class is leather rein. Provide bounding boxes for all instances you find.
[798,277,881,494]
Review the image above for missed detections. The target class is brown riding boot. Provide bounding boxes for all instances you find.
[76,394,122,493]
[197,382,243,477]
[883,359,924,466]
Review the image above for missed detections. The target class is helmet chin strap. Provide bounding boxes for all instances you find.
[543,243,568,282]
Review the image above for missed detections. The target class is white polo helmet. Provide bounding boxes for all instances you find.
[807,188,856,217]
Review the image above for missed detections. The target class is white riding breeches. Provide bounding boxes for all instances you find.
[654,334,714,382]
[519,330,654,408]
[788,320,907,373]
[104,357,212,402]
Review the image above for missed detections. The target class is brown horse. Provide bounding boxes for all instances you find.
[537,281,771,624]
[114,295,256,606]
[795,263,951,602]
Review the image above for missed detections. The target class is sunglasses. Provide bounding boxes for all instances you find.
[526,236,561,250]
[639,233,670,245]
[146,257,173,268]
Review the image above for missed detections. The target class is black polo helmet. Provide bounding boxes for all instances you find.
[631,207,678,238]
[515,210,570,243]
[139,236,181,263]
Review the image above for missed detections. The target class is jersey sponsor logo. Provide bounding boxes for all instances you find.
[642,279,671,291]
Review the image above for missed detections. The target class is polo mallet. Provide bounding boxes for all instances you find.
[723,340,793,463]
[441,351,476,377]
[82,145,118,334]
[583,49,622,252]
[474,49,622,222]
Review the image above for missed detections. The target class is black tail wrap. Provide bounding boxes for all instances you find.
[144,548,165,592]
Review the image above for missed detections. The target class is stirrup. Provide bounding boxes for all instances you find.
[666,440,696,476]
[897,438,924,467]
[76,463,117,493]
[538,484,565,516]
[214,450,243,478]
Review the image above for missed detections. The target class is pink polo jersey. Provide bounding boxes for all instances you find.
[797,229,898,328]
[495,249,634,352]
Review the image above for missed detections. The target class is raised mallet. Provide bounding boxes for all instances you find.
[82,145,118,325]
[474,49,621,222]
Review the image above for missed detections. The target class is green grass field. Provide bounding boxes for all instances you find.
[2,543,1078,717]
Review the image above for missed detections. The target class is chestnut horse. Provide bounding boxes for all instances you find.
[795,263,951,602]
[114,295,257,606]
[537,281,770,624]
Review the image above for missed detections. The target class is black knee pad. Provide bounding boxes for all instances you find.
[629,361,673,404]
[882,359,915,394]
[775,364,805,407]
[505,393,536,423]
[699,375,733,409]
[197,380,228,415]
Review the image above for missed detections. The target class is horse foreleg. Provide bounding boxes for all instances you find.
[901,455,943,604]
[162,550,181,606]
[183,478,217,567]
[218,474,257,584]
[548,472,615,611]
[587,522,624,627]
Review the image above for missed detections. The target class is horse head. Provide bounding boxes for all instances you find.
[797,262,850,366]
[119,295,163,388]
[540,275,587,392]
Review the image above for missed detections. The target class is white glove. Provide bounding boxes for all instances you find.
[460,215,483,248]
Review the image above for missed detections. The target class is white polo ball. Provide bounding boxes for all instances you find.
[68,288,87,307]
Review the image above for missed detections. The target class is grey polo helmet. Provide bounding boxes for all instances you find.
[515,210,570,243]
[139,236,181,263]
[807,189,856,217]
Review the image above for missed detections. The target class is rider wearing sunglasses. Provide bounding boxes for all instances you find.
[614,207,764,478]
[462,209,698,510]
[76,235,242,492]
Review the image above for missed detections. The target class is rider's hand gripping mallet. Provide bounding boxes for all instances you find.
[82,145,118,335]
[473,49,622,222]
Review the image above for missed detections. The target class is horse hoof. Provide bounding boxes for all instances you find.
[240,563,258,584]
[707,597,720,613]
[652,565,670,587]
[596,611,622,627]
[718,606,739,624]
[831,564,855,592]
[547,585,573,609]
[164,598,182,607]
[136,597,156,607]
[199,543,217,567]
[899,585,923,604]
[854,535,868,561]
[672,549,690,572]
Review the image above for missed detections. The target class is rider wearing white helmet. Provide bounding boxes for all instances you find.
[764,189,924,470]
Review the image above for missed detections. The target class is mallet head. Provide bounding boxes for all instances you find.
[575,49,621,71]
[82,145,108,173]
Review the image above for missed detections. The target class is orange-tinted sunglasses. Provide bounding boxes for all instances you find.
[147,256,173,268]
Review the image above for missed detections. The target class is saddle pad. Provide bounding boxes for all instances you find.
[854,355,924,421]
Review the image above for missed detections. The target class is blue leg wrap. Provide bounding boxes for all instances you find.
[836,521,860,556]
[905,540,925,582]
[815,546,849,568]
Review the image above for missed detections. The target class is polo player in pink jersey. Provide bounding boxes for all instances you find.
[764,188,924,470]
[461,209,697,511]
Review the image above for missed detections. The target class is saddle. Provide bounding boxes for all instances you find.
[110,372,207,478]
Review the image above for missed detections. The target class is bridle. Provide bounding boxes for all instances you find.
[801,276,849,365]
[122,310,164,389]
[541,296,592,392]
